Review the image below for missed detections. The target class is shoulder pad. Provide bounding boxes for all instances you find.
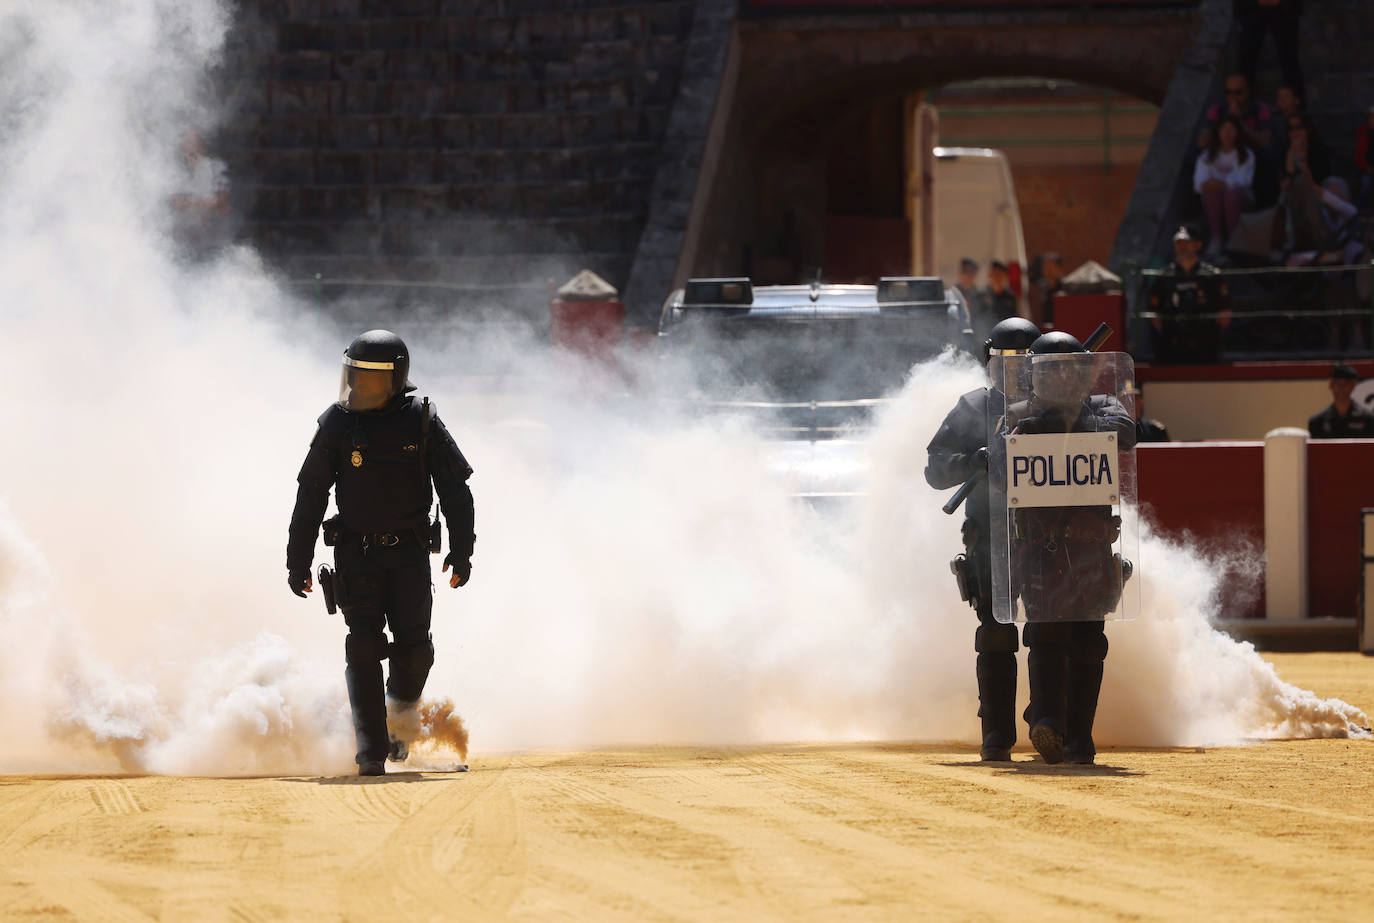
[313,404,348,443]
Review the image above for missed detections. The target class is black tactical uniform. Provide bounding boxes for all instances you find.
[1147,260,1229,364]
[1308,402,1374,438]
[287,330,475,776]
[1004,333,1136,765]
[925,317,1041,762]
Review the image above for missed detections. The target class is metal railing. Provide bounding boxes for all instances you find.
[1126,260,1374,359]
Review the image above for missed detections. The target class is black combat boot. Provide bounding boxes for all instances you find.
[1064,660,1105,765]
[976,652,1017,761]
[1026,644,1068,764]
[345,663,390,768]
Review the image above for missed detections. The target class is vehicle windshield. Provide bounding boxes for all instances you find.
[662,314,948,435]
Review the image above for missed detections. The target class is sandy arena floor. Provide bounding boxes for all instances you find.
[2,652,1371,921]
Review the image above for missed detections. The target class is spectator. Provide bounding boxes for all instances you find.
[986,260,1018,323]
[1280,114,1337,251]
[1147,225,1231,364]
[1355,104,1374,210]
[956,257,986,309]
[1194,114,1256,256]
[1284,177,1361,265]
[1281,112,1330,185]
[1307,363,1374,438]
[1271,84,1302,155]
[1235,0,1305,103]
[1201,73,1276,156]
[1028,251,1064,327]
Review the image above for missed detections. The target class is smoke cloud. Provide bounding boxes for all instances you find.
[0,0,1363,777]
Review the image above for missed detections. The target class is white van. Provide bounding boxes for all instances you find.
[923,146,1028,313]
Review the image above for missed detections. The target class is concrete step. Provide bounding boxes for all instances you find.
[244,142,658,184]
[241,105,668,150]
[273,252,634,287]
[248,215,646,256]
[271,4,692,52]
[245,75,675,116]
[241,151,654,197]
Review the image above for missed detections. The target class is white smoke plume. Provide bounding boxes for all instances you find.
[0,0,1364,777]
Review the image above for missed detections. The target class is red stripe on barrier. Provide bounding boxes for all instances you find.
[1136,442,1265,618]
[1305,440,1374,619]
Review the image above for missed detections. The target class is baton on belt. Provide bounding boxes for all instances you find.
[941,323,1113,516]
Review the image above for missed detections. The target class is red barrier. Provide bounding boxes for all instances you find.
[1052,292,1125,351]
[1305,440,1374,618]
[1136,443,1265,618]
[550,298,625,359]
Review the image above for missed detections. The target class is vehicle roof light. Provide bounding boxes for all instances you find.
[684,277,753,308]
[877,277,944,305]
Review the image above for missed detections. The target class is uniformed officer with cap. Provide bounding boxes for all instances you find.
[287,330,476,776]
[1308,363,1374,438]
[926,316,1042,761]
[1148,225,1230,364]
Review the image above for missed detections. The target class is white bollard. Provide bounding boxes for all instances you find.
[1264,428,1309,620]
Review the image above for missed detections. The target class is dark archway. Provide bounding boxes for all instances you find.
[688,7,1196,286]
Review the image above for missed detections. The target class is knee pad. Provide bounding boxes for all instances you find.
[345,631,388,666]
[975,623,1019,654]
[1069,627,1109,664]
[388,635,435,677]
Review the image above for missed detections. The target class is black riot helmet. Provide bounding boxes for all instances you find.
[338,329,415,412]
[984,317,1041,364]
[1026,331,1087,356]
[1027,332,1091,409]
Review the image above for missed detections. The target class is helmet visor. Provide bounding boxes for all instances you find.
[1031,354,1091,408]
[339,359,397,411]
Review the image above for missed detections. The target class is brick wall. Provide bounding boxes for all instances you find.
[1011,162,1142,274]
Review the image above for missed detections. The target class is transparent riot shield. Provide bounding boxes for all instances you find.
[987,351,1139,624]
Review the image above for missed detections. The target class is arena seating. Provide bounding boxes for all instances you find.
[221,0,697,324]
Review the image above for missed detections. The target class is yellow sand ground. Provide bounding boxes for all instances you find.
[3,652,1371,921]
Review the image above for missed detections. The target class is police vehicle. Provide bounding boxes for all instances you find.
[657,276,974,499]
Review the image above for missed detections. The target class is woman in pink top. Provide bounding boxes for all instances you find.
[1194,114,1256,255]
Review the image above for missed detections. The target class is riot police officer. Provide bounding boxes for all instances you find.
[287,330,476,776]
[925,316,1041,762]
[1003,332,1136,764]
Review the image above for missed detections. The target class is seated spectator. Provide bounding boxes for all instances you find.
[1280,112,1330,186]
[1307,363,1374,438]
[1271,85,1303,157]
[1281,116,1340,252]
[986,260,1018,322]
[1147,225,1230,364]
[1356,104,1374,210]
[1028,251,1064,327]
[1201,73,1277,156]
[1283,177,1361,266]
[1194,115,1256,257]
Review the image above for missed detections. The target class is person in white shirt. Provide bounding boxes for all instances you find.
[1194,114,1256,256]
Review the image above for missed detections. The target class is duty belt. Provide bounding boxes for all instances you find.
[362,531,410,548]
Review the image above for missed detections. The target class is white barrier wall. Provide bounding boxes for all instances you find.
[1264,428,1309,620]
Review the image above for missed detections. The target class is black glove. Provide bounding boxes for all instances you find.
[288,569,311,598]
[444,553,471,587]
